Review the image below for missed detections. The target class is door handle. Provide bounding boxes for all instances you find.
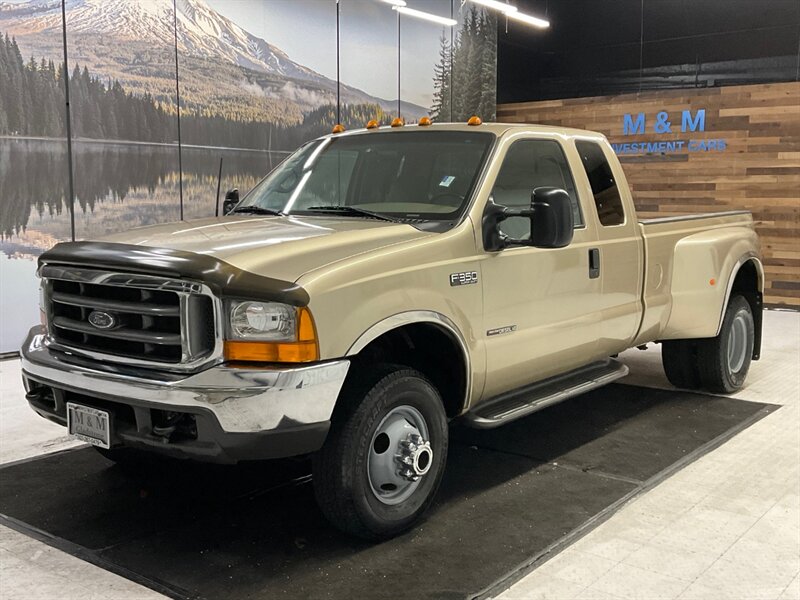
[589,248,601,279]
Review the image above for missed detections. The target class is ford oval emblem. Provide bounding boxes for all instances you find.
[88,310,116,330]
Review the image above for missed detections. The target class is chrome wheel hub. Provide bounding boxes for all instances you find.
[727,313,748,374]
[395,433,433,482]
[367,406,432,505]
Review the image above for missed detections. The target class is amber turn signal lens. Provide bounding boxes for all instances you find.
[391,117,404,127]
[297,307,317,342]
[366,119,379,129]
[467,115,482,126]
[224,340,319,363]
[332,123,345,134]
[418,116,432,126]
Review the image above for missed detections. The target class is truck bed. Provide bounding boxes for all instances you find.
[634,210,759,344]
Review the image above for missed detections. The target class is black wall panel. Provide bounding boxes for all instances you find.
[497,0,800,103]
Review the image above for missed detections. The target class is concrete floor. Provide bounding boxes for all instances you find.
[1,310,798,600]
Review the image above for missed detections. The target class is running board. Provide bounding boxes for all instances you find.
[465,359,629,429]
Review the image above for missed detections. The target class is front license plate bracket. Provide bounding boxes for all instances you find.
[66,402,111,449]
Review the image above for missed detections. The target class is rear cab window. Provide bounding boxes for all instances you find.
[575,141,625,226]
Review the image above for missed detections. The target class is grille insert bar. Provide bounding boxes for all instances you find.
[51,291,181,316]
[52,316,182,345]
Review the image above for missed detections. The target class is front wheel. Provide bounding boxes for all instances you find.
[697,295,755,393]
[312,364,448,540]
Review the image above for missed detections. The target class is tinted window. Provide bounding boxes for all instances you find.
[575,141,625,226]
[491,140,583,239]
[241,131,493,222]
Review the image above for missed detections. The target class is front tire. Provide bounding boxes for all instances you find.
[312,364,448,540]
[697,295,754,393]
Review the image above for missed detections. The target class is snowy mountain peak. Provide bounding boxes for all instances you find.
[1,0,311,80]
[0,0,428,117]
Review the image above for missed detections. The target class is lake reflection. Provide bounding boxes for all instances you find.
[0,138,287,353]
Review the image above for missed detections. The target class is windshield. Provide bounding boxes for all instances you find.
[238,131,494,222]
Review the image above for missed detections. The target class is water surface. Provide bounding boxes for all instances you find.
[0,138,285,352]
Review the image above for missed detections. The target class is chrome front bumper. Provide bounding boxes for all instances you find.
[20,327,350,435]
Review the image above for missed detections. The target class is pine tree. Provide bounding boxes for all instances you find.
[476,11,497,121]
[430,31,452,121]
[0,87,7,134]
[463,7,482,119]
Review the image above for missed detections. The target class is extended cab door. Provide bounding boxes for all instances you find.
[479,136,602,400]
[572,139,644,356]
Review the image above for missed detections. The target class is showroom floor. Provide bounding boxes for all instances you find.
[0,310,798,600]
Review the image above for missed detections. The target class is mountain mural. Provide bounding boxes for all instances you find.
[0,0,427,125]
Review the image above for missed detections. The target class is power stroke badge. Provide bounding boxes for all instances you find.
[450,271,478,286]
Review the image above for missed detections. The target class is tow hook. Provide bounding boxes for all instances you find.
[152,411,196,442]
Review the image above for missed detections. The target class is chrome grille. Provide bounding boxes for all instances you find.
[40,266,220,370]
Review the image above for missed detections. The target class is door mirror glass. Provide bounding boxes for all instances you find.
[223,188,239,215]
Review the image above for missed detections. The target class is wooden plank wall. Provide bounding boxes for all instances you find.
[497,82,800,308]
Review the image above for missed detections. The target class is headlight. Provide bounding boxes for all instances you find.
[224,300,319,363]
[229,301,296,341]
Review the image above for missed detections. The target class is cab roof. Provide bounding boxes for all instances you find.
[322,121,607,141]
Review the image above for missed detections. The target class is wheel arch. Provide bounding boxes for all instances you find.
[717,254,763,360]
[346,311,471,418]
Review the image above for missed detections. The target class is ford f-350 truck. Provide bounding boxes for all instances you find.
[21,122,762,540]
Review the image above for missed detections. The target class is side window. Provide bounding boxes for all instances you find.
[491,140,583,240]
[575,141,625,226]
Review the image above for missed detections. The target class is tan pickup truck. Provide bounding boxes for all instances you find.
[21,122,763,539]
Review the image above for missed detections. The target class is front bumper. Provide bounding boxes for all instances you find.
[20,327,350,463]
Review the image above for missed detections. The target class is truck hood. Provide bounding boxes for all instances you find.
[99,215,433,282]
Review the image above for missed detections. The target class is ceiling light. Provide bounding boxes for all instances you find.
[380,0,407,6]
[393,6,457,26]
[507,11,550,28]
[469,0,518,14]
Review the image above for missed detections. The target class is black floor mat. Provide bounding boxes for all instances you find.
[0,384,773,600]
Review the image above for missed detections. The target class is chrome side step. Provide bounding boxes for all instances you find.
[465,359,629,429]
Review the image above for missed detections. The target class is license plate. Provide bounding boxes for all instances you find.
[66,403,111,449]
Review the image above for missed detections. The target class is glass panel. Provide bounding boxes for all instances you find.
[575,140,625,226]
[341,0,397,125]
[241,131,494,220]
[491,140,583,239]
[64,0,181,240]
[0,14,69,352]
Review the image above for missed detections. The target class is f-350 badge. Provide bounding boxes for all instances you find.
[449,271,478,286]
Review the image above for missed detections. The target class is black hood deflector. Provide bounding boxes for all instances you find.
[38,242,310,306]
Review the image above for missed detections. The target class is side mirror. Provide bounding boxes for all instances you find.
[482,186,574,252]
[222,188,239,215]
[530,187,574,248]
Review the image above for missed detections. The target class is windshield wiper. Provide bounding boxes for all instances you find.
[304,206,397,222]
[230,206,283,216]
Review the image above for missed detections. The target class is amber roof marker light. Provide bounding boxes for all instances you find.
[418,117,432,126]
[332,124,346,134]
[366,119,379,129]
[467,116,483,126]
[391,117,405,128]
